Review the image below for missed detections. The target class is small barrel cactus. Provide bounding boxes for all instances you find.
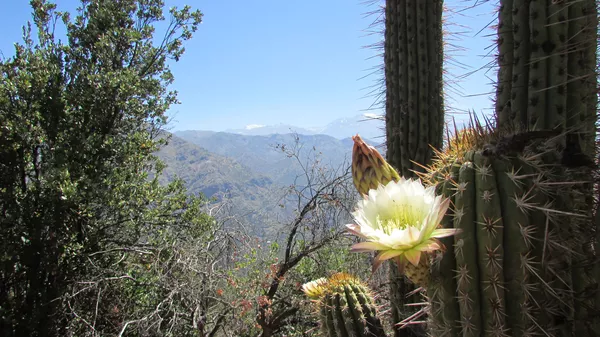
[302,273,388,337]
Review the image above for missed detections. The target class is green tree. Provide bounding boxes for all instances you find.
[0,1,205,336]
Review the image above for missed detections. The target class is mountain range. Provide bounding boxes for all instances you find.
[155,114,386,237]
[222,113,386,141]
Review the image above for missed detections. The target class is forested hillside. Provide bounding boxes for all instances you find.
[0,3,373,336]
[174,130,373,185]
[156,133,283,237]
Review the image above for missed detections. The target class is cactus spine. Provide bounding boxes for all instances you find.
[383,1,445,335]
[303,273,388,337]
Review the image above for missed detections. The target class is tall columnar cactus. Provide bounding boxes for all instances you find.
[302,273,388,337]
[494,0,598,153]
[383,2,445,335]
[363,0,598,336]
[384,0,444,177]
[418,124,599,336]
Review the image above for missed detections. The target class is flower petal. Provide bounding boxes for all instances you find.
[420,197,450,240]
[404,249,422,266]
[350,241,390,252]
[389,227,420,249]
[372,250,403,272]
[431,228,462,238]
[414,241,441,252]
[346,224,368,238]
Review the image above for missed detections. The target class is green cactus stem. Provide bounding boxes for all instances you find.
[494,0,598,153]
[303,273,388,337]
[418,123,599,337]
[384,0,444,177]
[489,1,599,335]
[383,2,445,335]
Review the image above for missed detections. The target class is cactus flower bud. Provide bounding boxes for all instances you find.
[351,134,400,196]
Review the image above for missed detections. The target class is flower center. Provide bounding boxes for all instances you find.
[376,208,421,235]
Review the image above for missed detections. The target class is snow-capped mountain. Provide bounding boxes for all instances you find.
[223,113,384,140]
[224,123,317,136]
[317,113,384,141]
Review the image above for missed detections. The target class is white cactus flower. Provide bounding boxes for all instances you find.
[346,177,459,271]
[301,277,328,300]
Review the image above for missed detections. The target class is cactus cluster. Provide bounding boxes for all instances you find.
[418,124,598,336]
[304,0,599,335]
[302,273,387,337]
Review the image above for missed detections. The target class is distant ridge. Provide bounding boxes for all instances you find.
[215,113,384,140]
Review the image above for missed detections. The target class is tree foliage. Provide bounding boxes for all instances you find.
[0,1,206,336]
[0,1,377,337]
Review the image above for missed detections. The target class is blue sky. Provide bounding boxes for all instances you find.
[0,0,497,132]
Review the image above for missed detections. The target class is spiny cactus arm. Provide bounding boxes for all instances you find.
[385,0,413,177]
[581,0,598,154]
[350,284,387,337]
[495,0,514,126]
[306,274,387,337]
[428,165,461,336]
[518,159,555,333]
[510,0,530,128]
[453,157,483,337]
[566,0,586,132]
[342,286,368,337]
[415,1,430,167]
[427,0,444,160]
[384,0,401,172]
[336,292,361,337]
[546,1,568,130]
[492,158,531,336]
[406,0,419,163]
[526,0,548,130]
[554,174,598,335]
[474,152,507,333]
[320,298,337,337]
[567,0,598,154]
[330,293,349,337]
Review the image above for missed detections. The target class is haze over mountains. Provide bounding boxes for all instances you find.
[221,113,385,141]
[156,114,385,236]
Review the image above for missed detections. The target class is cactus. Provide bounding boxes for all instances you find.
[360,1,599,336]
[411,0,600,334]
[383,2,445,335]
[302,273,388,337]
[384,0,444,178]
[494,0,598,153]
[416,122,599,336]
